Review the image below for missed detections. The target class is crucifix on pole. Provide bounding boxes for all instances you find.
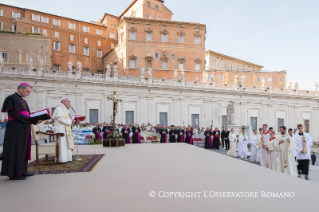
[107,91,122,138]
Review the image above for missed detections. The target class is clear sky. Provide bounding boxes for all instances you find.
[2,0,319,90]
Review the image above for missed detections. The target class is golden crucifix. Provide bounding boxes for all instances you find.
[107,91,122,138]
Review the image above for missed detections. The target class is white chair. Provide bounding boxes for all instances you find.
[31,122,64,165]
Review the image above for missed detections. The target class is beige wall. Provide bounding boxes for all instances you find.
[0,33,51,69]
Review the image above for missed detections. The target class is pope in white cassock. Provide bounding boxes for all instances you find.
[263,131,277,170]
[257,124,271,168]
[250,129,260,163]
[53,97,75,163]
[238,128,249,160]
[227,128,237,157]
[277,126,297,176]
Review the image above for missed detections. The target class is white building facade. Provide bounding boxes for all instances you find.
[0,68,319,140]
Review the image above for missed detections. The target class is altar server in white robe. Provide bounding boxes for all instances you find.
[277,126,298,176]
[263,130,278,170]
[257,124,271,168]
[295,124,313,180]
[250,129,260,163]
[238,128,249,160]
[53,97,75,163]
[227,128,237,157]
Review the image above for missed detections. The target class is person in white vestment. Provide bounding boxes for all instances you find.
[295,124,313,180]
[250,129,260,163]
[227,128,237,157]
[238,128,249,160]
[53,97,75,163]
[277,126,298,176]
[264,130,278,170]
[257,124,271,168]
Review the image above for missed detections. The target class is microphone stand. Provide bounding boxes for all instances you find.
[71,106,81,161]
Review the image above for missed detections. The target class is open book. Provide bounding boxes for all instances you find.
[71,115,86,122]
[30,108,51,124]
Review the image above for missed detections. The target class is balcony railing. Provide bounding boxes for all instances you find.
[0,67,317,98]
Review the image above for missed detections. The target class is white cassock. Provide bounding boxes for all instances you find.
[295,133,313,175]
[53,103,74,163]
[276,134,297,176]
[250,134,260,163]
[227,133,237,157]
[257,131,271,168]
[265,137,278,170]
[238,133,249,159]
[295,133,313,160]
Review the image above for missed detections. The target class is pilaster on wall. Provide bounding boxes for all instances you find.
[173,98,181,126]
[211,101,219,128]
[268,104,274,128]
[139,97,148,124]
[261,103,269,125]
[36,91,45,111]
[240,102,248,125]
[313,107,319,140]
[294,106,300,127]
[147,97,154,125]
[0,88,3,120]
[180,98,187,126]
[288,105,295,128]
[204,100,212,127]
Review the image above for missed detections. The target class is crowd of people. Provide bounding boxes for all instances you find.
[0,119,7,129]
[46,121,317,181]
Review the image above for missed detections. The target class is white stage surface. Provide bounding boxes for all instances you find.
[1,143,319,212]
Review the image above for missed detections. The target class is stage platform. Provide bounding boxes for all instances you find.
[1,143,319,212]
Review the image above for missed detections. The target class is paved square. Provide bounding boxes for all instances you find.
[1,144,319,212]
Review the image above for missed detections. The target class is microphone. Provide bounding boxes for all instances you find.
[70,106,76,114]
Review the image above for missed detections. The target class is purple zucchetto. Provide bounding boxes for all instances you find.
[19,82,31,87]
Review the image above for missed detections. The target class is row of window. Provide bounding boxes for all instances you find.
[257,76,283,83]
[1,9,103,35]
[212,75,283,83]
[0,22,16,32]
[129,59,201,70]
[53,42,103,57]
[126,31,200,44]
[0,51,45,64]
[210,60,254,71]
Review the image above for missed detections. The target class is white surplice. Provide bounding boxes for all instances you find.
[276,134,297,176]
[238,133,249,159]
[250,134,260,163]
[53,104,73,163]
[257,131,271,168]
[266,137,278,170]
[294,133,313,160]
[227,133,237,157]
